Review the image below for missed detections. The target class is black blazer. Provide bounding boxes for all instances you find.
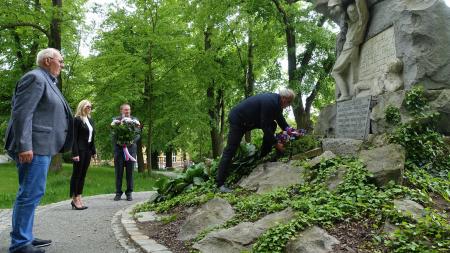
[229,93,289,145]
[72,116,96,156]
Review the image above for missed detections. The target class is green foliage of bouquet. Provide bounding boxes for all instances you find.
[111,117,141,146]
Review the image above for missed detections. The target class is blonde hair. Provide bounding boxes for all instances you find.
[75,100,92,118]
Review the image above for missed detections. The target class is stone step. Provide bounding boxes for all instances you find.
[291,147,324,160]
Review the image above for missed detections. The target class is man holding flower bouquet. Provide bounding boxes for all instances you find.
[216,88,295,193]
[111,103,141,201]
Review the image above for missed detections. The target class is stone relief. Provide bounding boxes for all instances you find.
[354,58,404,97]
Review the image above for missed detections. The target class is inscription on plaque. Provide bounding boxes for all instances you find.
[336,96,371,140]
[358,26,397,86]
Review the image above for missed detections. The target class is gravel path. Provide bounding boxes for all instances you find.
[0,192,156,253]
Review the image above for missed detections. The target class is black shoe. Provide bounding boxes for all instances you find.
[32,238,52,248]
[114,194,122,201]
[126,194,133,201]
[71,201,88,210]
[11,244,45,253]
[219,185,233,193]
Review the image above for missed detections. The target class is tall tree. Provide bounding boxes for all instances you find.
[0,0,86,169]
[271,0,335,130]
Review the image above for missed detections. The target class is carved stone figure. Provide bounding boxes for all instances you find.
[381,58,404,92]
[329,0,348,57]
[354,58,404,96]
[330,0,369,101]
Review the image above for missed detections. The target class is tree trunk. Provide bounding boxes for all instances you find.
[136,138,145,172]
[49,153,63,172]
[48,0,63,172]
[273,0,328,130]
[204,25,224,158]
[151,151,159,170]
[144,46,154,174]
[303,55,335,131]
[165,149,172,168]
[49,0,62,89]
[244,28,255,143]
[292,16,327,130]
[273,0,301,129]
[207,86,223,158]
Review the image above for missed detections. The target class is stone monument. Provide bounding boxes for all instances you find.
[313,0,450,139]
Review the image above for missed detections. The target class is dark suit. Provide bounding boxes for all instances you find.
[112,116,140,196]
[4,67,73,252]
[70,116,96,197]
[216,93,289,186]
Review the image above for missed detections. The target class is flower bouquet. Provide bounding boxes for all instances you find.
[276,127,306,144]
[111,117,141,161]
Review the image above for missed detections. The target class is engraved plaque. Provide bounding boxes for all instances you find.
[336,96,371,140]
[358,26,397,87]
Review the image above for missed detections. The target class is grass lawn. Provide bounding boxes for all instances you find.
[0,162,164,209]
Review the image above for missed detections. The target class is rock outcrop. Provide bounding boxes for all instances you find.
[307,150,336,168]
[238,162,304,194]
[178,198,235,241]
[285,226,340,253]
[322,138,363,157]
[193,208,295,253]
[359,144,405,186]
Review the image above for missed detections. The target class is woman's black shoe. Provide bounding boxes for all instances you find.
[71,201,88,210]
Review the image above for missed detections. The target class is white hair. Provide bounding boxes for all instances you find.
[279,88,296,99]
[36,48,60,66]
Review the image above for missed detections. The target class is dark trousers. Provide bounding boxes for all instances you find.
[216,121,276,186]
[70,149,92,197]
[114,149,134,195]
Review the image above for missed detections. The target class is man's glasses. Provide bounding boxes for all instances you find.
[48,57,64,64]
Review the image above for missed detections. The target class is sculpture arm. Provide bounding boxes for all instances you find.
[356,0,369,26]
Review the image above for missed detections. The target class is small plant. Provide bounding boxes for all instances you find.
[284,135,320,157]
[404,85,428,115]
[160,214,177,224]
[389,85,449,177]
[385,105,401,125]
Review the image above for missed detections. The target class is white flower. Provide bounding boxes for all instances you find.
[122,117,131,122]
[133,119,141,126]
[111,119,120,126]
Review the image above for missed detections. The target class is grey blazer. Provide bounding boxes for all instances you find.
[4,67,74,156]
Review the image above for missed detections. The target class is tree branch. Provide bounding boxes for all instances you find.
[271,0,289,26]
[297,15,327,84]
[227,24,245,68]
[0,22,50,39]
[305,53,334,112]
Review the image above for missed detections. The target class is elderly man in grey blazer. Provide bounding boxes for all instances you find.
[4,48,73,253]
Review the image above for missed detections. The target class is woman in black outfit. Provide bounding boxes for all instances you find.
[70,100,96,210]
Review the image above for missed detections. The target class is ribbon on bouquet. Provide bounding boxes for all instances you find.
[123,145,137,162]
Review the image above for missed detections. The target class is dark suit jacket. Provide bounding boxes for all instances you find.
[72,116,96,157]
[229,93,289,145]
[5,67,73,156]
[112,116,140,156]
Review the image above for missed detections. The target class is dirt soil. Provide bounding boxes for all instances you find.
[136,206,190,253]
[327,217,387,253]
